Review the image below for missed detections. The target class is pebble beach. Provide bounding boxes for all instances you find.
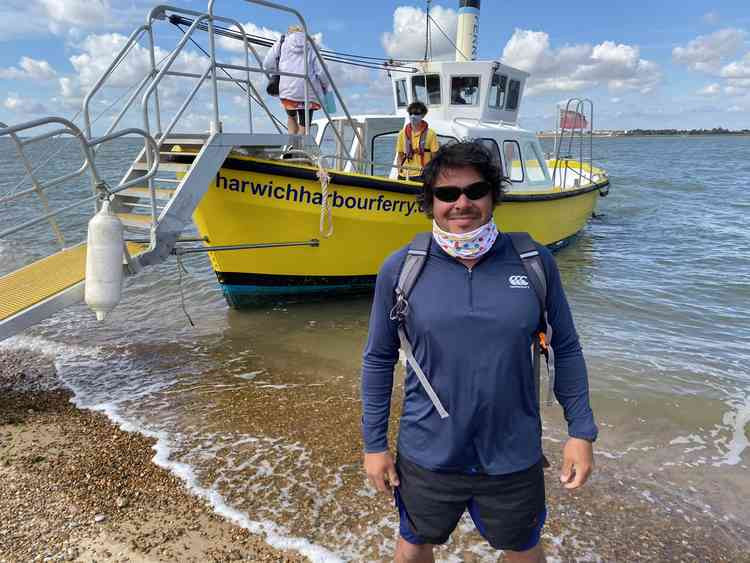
[1,347,749,562]
[0,349,304,563]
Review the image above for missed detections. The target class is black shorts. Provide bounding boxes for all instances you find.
[394,455,546,551]
[285,108,315,126]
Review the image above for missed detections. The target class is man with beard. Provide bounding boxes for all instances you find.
[361,141,598,562]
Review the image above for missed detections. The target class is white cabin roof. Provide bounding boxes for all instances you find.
[390,60,529,125]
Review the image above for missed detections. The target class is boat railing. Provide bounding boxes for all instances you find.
[316,154,423,181]
[80,1,363,163]
[0,118,158,247]
[551,98,594,189]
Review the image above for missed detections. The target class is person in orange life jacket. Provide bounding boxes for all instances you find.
[396,101,439,182]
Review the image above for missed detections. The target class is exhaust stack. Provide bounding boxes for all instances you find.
[455,0,480,61]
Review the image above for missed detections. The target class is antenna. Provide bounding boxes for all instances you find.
[424,0,433,62]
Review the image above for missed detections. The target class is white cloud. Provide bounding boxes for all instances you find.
[381,5,458,60]
[40,0,110,30]
[67,33,207,90]
[672,28,747,73]
[724,78,750,96]
[720,52,750,79]
[610,97,622,104]
[698,83,721,96]
[501,29,660,96]
[0,57,57,81]
[0,0,152,40]
[727,105,743,112]
[3,93,48,114]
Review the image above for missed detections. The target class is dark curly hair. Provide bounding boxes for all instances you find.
[418,140,508,218]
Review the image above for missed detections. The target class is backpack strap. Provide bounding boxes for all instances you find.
[507,232,555,407]
[389,233,449,419]
[393,232,431,310]
[274,35,285,71]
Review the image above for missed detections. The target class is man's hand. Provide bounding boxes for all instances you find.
[364,451,400,494]
[559,437,594,490]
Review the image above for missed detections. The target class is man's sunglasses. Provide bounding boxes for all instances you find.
[433,181,493,203]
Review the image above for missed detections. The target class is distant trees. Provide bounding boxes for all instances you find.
[625,127,750,136]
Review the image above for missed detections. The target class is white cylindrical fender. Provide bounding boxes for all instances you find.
[85,200,124,321]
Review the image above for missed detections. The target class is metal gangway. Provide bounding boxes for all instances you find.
[551,98,595,189]
[0,0,365,342]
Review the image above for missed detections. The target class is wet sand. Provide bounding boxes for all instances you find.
[1,347,749,562]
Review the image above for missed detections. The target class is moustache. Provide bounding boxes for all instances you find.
[447,210,480,219]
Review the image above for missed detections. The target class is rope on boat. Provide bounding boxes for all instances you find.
[315,158,334,238]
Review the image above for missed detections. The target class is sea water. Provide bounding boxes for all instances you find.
[1,134,748,560]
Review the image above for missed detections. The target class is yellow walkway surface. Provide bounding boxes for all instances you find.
[0,242,144,322]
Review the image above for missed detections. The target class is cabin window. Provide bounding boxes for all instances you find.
[503,140,524,182]
[395,79,408,107]
[412,74,442,105]
[524,141,548,183]
[450,76,480,105]
[505,79,521,111]
[320,120,358,170]
[488,72,507,109]
[478,139,504,175]
[371,130,400,177]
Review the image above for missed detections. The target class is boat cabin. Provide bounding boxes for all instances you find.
[391,60,529,125]
[312,60,556,191]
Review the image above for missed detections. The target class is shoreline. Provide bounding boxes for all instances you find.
[0,348,307,563]
[1,347,749,562]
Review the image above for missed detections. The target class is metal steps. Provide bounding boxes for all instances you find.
[132,161,191,172]
[118,187,175,201]
[116,212,154,230]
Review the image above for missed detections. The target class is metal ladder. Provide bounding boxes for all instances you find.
[0,0,364,341]
[551,98,594,189]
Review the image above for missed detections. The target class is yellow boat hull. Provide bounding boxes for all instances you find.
[191,156,608,305]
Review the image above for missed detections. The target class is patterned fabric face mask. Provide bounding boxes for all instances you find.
[432,218,498,259]
[409,115,424,127]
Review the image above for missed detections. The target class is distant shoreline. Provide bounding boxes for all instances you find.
[538,133,750,139]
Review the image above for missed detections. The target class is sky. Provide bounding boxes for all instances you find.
[2,0,750,134]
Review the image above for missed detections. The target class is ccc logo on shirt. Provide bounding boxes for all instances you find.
[508,275,529,288]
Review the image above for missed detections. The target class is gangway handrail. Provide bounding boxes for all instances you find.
[1,117,159,240]
[79,0,364,168]
[82,25,150,138]
[209,0,366,151]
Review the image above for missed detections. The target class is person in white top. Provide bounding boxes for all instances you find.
[263,25,330,135]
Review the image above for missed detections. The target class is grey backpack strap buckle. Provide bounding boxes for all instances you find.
[389,288,409,322]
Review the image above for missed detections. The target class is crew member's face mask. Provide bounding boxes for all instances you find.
[409,114,424,127]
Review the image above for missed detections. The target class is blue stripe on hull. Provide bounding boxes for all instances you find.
[219,232,582,308]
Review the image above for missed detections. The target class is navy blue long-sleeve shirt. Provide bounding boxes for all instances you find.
[361,232,598,474]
